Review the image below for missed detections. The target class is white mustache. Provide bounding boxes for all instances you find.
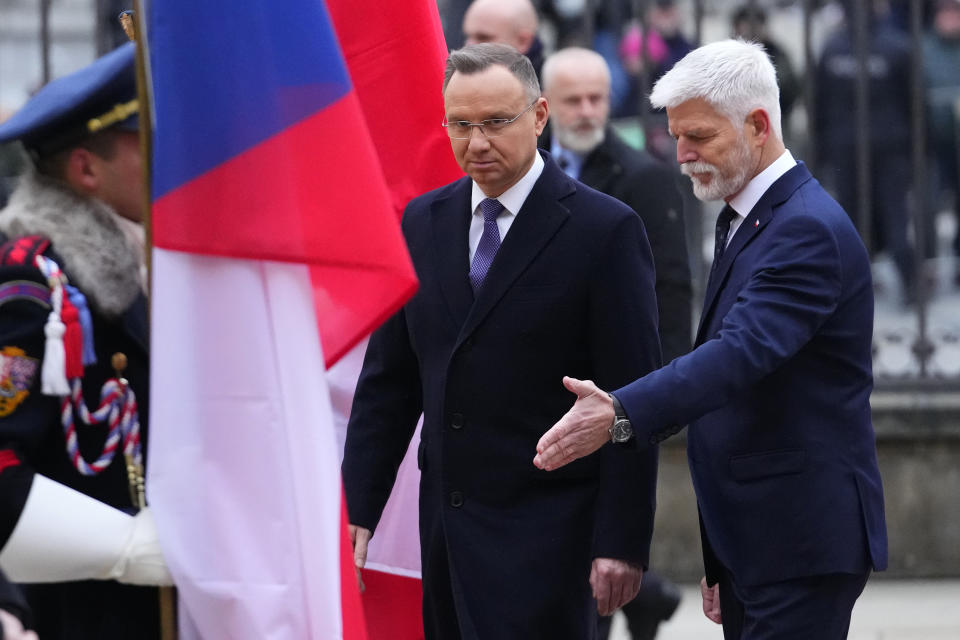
[681,161,719,177]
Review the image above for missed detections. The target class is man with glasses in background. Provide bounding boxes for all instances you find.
[342,43,662,639]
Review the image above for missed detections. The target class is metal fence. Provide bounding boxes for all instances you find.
[519,0,960,384]
[11,0,960,383]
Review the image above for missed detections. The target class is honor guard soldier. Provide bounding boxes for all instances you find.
[0,43,171,639]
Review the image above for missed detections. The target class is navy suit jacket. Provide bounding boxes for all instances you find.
[613,163,887,587]
[343,153,661,639]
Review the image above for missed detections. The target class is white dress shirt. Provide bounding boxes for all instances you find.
[468,151,545,262]
[725,150,797,247]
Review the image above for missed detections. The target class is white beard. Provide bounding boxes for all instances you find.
[681,137,753,202]
[554,120,605,154]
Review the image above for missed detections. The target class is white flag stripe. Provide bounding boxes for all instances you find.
[328,343,423,578]
[149,248,343,639]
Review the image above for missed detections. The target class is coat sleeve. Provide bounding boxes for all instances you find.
[625,163,692,363]
[340,303,424,533]
[615,211,844,445]
[586,211,662,567]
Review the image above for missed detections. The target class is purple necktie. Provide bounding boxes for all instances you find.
[469,198,504,292]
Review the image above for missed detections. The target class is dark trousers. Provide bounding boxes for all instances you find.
[717,568,870,640]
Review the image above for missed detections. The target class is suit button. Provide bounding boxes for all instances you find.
[451,413,464,430]
[450,491,464,508]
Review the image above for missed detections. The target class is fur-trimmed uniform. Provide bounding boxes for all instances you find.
[0,168,158,639]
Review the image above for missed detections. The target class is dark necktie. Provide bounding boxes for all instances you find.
[469,198,504,292]
[713,205,738,266]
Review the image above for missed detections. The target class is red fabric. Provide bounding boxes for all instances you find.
[60,296,84,379]
[326,1,464,219]
[323,2,461,636]
[1,235,50,266]
[361,570,425,640]
[340,489,370,639]
[152,95,417,366]
[0,450,20,474]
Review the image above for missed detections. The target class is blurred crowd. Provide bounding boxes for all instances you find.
[435,0,960,307]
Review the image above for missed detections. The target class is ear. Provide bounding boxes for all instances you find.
[745,108,771,146]
[62,147,102,196]
[533,97,549,136]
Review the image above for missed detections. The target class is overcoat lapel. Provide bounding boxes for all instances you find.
[430,179,475,329]
[456,159,574,347]
[695,163,814,344]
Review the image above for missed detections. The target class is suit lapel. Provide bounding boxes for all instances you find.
[430,179,475,329]
[695,163,814,344]
[456,157,573,346]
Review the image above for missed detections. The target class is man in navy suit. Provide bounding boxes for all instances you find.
[535,39,887,639]
[342,44,662,639]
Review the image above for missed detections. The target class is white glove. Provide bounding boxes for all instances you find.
[0,474,173,586]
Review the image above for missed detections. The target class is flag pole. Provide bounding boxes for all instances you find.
[120,7,177,640]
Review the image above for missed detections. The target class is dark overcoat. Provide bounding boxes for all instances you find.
[574,129,692,363]
[342,154,662,640]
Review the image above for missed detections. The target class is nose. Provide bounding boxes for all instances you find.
[466,125,491,149]
[676,138,698,165]
[578,97,598,119]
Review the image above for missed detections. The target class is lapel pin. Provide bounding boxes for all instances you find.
[754,219,759,228]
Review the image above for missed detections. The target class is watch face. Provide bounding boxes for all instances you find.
[611,418,632,443]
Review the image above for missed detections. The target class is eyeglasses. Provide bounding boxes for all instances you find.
[442,100,538,139]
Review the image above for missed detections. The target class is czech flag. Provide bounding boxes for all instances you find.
[145,0,459,637]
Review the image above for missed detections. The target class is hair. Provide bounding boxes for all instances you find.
[541,47,610,93]
[443,43,541,102]
[33,129,125,180]
[649,39,782,140]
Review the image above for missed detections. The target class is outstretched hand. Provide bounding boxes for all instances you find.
[533,377,614,471]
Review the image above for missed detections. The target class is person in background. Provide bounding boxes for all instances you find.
[814,0,917,305]
[731,4,800,138]
[923,0,960,285]
[462,0,546,78]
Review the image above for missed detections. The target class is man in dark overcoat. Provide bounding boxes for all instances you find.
[342,44,662,640]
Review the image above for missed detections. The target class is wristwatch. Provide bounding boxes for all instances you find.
[608,393,633,443]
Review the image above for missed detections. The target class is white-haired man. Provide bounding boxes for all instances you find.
[535,39,887,639]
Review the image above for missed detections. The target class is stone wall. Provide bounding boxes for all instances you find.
[648,388,960,582]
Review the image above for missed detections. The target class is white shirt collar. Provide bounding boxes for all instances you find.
[727,149,797,218]
[471,151,545,217]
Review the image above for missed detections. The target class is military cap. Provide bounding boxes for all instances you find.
[0,42,137,158]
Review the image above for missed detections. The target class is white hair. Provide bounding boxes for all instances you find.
[649,39,782,140]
